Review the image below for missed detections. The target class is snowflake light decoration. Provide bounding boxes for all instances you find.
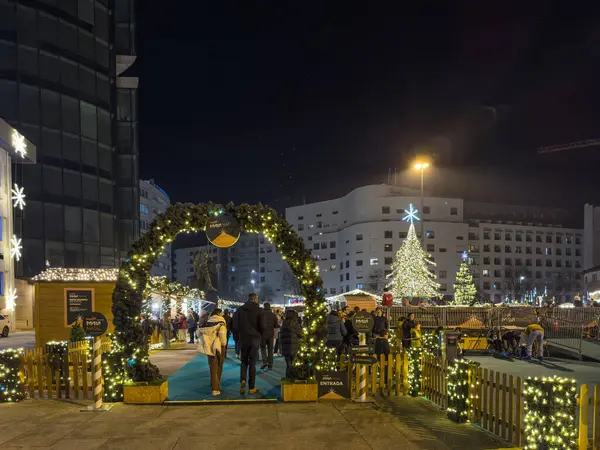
[11,184,25,210]
[402,203,420,224]
[5,288,17,311]
[11,130,27,159]
[10,235,22,261]
[461,251,468,262]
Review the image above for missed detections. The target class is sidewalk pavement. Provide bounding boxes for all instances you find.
[0,396,508,450]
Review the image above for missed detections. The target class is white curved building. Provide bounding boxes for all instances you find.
[286,185,583,303]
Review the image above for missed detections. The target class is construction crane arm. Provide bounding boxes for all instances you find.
[537,138,600,154]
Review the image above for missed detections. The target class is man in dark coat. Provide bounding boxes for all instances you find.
[372,308,389,340]
[402,312,416,349]
[232,293,265,395]
[260,303,277,370]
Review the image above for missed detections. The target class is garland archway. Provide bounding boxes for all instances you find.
[112,202,333,383]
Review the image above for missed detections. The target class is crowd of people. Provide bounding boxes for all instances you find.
[142,298,546,398]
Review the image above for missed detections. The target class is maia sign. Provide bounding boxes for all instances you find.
[205,213,241,248]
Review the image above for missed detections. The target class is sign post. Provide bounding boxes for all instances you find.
[82,312,109,412]
[351,311,375,403]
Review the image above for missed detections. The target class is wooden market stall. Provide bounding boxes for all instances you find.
[32,268,118,347]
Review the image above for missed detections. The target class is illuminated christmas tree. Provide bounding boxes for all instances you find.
[452,261,477,305]
[386,218,440,301]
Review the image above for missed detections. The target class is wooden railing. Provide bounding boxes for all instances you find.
[341,353,408,397]
[471,366,524,447]
[17,339,111,401]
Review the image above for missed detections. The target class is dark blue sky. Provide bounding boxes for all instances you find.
[135,2,600,211]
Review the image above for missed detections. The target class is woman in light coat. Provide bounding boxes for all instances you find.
[205,309,228,396]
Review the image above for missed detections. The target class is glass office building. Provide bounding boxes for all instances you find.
[0,0,139,276]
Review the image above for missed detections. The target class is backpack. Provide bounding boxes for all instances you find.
[196,323,223,356]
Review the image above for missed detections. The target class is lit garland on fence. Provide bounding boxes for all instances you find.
[523,376,577,450]
[113,202,329,382]
[447,359,479,423]
[102,334,131,402]
[407,347,425,397]
[0,349,24,402]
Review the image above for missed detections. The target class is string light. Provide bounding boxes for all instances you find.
[523,376,577,450]
[447,359,479,423]
[32,268,120,282]
[0,349,24,402]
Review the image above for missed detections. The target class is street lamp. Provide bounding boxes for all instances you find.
[413,161,430,244]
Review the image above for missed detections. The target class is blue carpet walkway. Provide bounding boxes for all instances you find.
[167,343,286,401]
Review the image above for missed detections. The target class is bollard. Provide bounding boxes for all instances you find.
[356,334,367,402]
[92,336,102,410]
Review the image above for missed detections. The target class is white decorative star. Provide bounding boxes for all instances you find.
[10,235,22,261]
[11,184,26,210]
[402,203,420,224]
[5,288,17,311]
[461,251,468,262]
[11,130,27,159]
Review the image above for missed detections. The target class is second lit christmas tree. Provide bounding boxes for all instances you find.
[452,261,477,305]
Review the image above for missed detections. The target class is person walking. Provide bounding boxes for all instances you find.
[204,309,228,396]
[224,309,233,350]
[186,311,197,344]
[232,293,265,395]
[274,310,283,356]
[260,303,277,370]
[326,310,347,354]
[160,312,171,349]
[280,309,302,378]
[232,308,241,359]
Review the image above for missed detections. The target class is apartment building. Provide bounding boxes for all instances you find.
[286,184,584,303]
[173,233,292,304]
[140,179,171,277]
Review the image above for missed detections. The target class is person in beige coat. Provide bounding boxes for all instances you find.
[205,309,228,396]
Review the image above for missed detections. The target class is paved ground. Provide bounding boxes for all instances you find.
[0,397,508,450]
[0,330,35,349]
[469,355,600,386]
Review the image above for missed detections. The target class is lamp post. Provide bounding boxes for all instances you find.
[414,162,430,245]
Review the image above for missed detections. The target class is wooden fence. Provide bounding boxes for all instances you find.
[17,339,111,401]
[345,352,526,446]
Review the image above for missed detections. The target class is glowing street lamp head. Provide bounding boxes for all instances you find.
[414,162,430,170]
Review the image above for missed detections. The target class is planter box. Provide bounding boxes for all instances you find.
[281,380,317,402]
[124,380,168,404]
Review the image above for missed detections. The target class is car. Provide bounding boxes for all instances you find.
[0,315,10,337]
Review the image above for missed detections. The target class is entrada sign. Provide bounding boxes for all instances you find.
[352,311,374,334]
[83,312,108,337]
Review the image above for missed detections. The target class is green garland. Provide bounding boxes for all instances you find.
[0,350,23,402]
[407,347,424,397]
[447,359,479,423]
[112,202,331,382]
[523,376,577,450]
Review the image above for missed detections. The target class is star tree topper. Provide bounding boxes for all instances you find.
[402,203,420,224]
[11,184,26,210]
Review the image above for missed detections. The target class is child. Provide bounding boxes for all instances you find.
[375,329,391,386]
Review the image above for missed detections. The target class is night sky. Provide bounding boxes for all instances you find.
[135,2,600,215]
